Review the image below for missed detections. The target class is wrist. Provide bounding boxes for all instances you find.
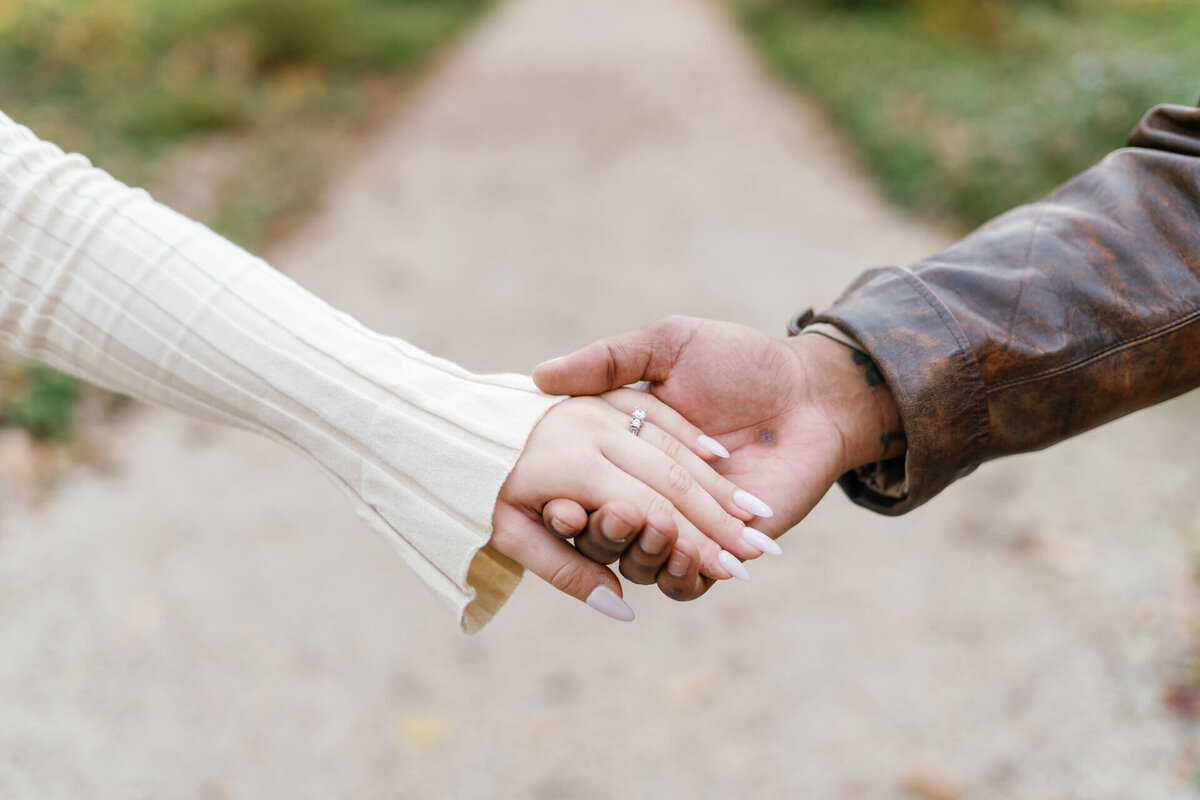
[784,332,903,474]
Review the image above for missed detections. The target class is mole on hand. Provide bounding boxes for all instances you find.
[757,427,776,446]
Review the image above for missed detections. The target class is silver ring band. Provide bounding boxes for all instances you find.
[629,407,647,435]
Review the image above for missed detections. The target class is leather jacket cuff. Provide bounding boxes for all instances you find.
[813,266,990,515]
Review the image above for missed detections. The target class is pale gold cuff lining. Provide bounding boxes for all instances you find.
[461,544,524,634]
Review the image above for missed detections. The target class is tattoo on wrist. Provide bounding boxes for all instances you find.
[850,350,884,387]
[879,429,907,457]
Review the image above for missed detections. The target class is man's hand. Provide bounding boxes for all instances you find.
[533,316,904,581]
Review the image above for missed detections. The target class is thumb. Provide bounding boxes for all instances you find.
[532,317,690,395]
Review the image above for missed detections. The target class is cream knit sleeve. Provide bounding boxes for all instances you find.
[0,111,561,633]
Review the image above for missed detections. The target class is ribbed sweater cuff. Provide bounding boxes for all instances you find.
[0,111,560,631]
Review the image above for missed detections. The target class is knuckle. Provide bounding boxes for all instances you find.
[665,461,694,496]
[698,542,725,570]
[646,495,676,521]
[604,501,641,531]
[549,561,592,599]
[603,342,630,389]
[658,433,685,464]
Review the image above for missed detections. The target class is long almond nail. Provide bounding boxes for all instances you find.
[733,489,774,518]
[696,434,730,459]
[742,527,782,556]
[585,586,635,622]
[718,550,751,582]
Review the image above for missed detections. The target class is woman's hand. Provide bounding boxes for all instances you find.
[537,389,782,602]
[490,393,780,620]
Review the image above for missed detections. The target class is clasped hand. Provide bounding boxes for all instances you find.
[492,315,903,621]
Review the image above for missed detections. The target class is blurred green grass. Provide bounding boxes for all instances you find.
[1,0,487,198]
[0,0,488,441]
[726,0,1200,227]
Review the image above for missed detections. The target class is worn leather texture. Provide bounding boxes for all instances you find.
[815,102,1200,514]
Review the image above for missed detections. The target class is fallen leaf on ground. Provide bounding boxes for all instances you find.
[900,762,965,800]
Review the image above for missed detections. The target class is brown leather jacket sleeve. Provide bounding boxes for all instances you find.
[813,102,1200,514]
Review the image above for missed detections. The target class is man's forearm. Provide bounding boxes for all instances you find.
[814,102,1200,514]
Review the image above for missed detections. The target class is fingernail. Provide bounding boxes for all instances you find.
[696,434,730,459]
[586,586,635,622]
[549,517,573,536]
[667,549,690,577]
[718,550,751,582]
[733,489,774,518]
[600,515,628,545]
[535,356,564,370]
[742,527,782,556]
[639,526,669,556]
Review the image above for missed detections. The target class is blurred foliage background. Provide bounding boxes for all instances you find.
[727,0,1200,226]
[0,0,488,446]
[1,0,1196,446]
[0,0,488,244]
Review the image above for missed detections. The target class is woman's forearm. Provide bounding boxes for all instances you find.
[0,111,559,631]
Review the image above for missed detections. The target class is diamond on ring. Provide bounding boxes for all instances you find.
[629,407,647,435]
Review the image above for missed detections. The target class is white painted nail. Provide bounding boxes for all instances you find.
[742,527,782,556]
[696,434,730,459]
[718,550,751,582]
[733,489,774,518]
[585,586,636,622]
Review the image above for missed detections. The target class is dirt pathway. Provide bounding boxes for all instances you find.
[2,0,1197,797]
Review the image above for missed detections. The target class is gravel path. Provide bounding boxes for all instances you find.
[2,0,1198,797]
